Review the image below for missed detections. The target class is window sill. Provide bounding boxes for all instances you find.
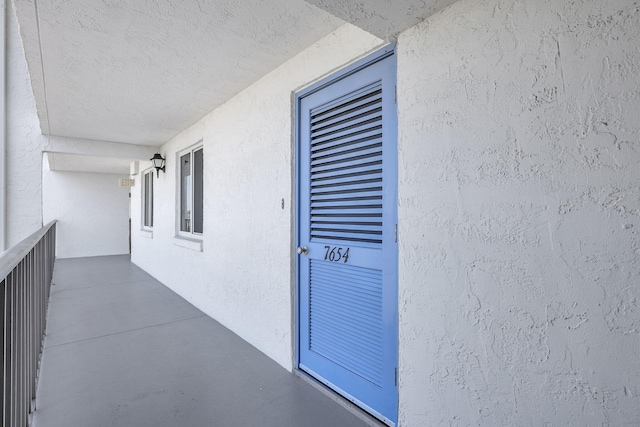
[139,229,153,239]
[173,236,203,252]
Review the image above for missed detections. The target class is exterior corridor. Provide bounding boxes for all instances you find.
[32,255,372,427]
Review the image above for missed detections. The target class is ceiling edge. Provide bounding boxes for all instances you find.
[44,136,157,161]
[11,0,49,134]
[303,0,460,40]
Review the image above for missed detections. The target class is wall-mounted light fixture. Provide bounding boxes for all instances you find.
[150,153,165,178]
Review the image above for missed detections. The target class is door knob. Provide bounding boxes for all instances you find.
[297,246,309,255]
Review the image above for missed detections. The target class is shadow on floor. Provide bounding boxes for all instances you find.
[33,255,372,427]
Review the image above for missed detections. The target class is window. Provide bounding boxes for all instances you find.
[179,145,203,235]
[142,169,154,228]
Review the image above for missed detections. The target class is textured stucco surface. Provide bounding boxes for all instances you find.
[13,0,345,145]
[131,24,384,370]
[42,159,130,259]
[131,2,640,424]
[6,2,146,251]
[9,0,631,423]
[397,0,640,425]
[305,0,458,40]
[6,0,46,247]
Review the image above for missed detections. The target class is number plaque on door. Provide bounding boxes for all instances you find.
[323,246,350,263]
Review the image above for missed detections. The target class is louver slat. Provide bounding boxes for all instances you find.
[311,172,383,189]
[309,83,383,246]
[311,130,382,154]
[310,120,381,147]
[309,259,383,386]
[311,143,382,166]
[310,90,382,130]
[312,223,382,234]
[312,183,381,196]
[312,162,382,181]
[310,103,382,134]
[310,90,382,129]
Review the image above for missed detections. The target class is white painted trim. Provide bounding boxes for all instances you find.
[139,229,153,239]
[172,236,202,252]
[141,168,154,231]
[130,160,139,176]
[175,142,203,239]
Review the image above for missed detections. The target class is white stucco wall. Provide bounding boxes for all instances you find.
[131,24,385,370]
[42,158,130,258]
[6,0,46,247]
[130,1,639,424]
[397,0,640,425]
[5,1,148,255]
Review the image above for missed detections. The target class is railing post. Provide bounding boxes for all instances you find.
[0,222,56,427]
[8,270,15,426]
[0,279,5,426]
[17,261,23,427]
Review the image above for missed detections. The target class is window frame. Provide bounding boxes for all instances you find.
[141,168,154,230]
[176,143,204,239]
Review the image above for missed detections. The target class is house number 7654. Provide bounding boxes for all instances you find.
[324,246,350,263]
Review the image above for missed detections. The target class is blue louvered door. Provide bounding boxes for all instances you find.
[297,48,397,426]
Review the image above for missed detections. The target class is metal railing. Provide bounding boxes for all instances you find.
[0,222,56,427]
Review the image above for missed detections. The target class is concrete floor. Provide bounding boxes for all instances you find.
[33,255,372,427]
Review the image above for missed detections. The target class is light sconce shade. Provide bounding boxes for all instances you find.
[151,153,166,178]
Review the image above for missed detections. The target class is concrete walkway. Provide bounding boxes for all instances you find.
[33,255,371,427]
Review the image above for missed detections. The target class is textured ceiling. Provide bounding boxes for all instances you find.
[15,0,344,146]
[14,0,455,148]
[304,0,459,40]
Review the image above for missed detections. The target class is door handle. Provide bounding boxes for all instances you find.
[297,246,309,255]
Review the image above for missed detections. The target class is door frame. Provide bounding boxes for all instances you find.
[293,43,398,424]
